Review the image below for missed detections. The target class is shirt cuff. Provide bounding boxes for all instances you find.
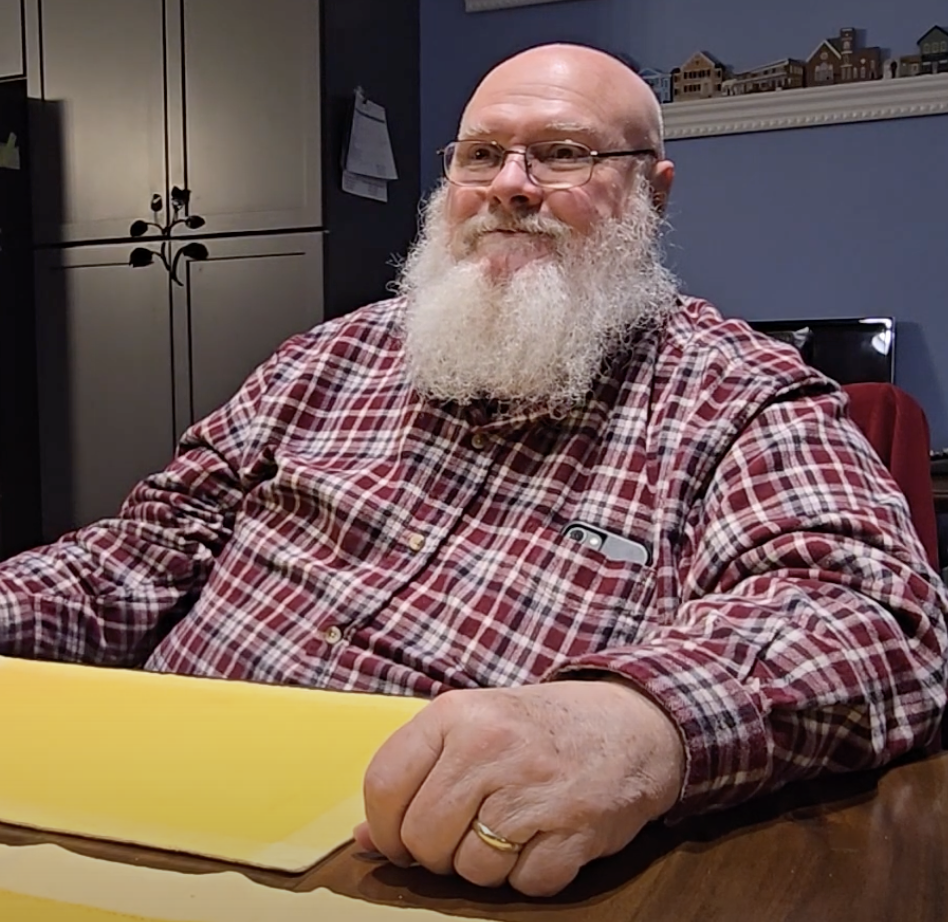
[545,645,772,819]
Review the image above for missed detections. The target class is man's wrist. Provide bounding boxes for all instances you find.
[597,676,686,816]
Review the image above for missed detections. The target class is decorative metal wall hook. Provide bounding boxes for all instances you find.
[128,187,209,284]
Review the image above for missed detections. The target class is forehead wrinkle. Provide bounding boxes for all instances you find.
[459,105,624,148]
[463,46,666,154]
[460,120,600,141]
[461,80,612,128]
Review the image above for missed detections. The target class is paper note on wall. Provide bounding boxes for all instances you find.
[0,131,20,169]
[342,169,389,203]
[0,657,427,872]
[342,88,397,201]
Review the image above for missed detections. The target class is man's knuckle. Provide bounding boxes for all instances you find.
[431,688,466,714]
[515,868,572,898]
[399,816,426,857]
[526,751,560,782]
[404,841,449,874]
[398,816,446,872]
[363,762,400,802]
[469,720,519,753]
[455,854,508,888]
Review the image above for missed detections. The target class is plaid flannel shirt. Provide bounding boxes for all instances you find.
[2,296,945,816]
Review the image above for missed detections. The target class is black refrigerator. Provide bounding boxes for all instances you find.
[0,78,41,557]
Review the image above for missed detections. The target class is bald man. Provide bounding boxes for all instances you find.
[1,45,946,897]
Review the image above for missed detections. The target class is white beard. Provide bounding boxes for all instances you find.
[397,177,680,418]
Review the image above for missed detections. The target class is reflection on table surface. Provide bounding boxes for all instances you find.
[1,751,946,922]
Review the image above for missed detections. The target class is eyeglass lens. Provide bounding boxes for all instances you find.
[445,140,594,188]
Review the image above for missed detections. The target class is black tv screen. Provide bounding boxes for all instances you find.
[748,317,895,386]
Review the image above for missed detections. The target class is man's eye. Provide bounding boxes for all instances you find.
[532,142,589,170]
[535,143,584,163]
[462,144,499,165]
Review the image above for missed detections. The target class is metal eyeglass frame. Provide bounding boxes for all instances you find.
[439,139,658,189]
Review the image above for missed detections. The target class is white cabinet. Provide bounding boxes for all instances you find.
[173,0,322,236]
[172,231,325,432]
[34,245,176,538]
[0,0,22,77]
[27,0,167,245]
[34,233,324,537]
[24,0,421,539]
[37,233,322,540]
[25,0,321,244]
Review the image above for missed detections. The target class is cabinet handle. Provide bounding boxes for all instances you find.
[128,188,209,285]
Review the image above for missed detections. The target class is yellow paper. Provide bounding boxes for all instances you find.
[0,843,491,921]
[0,657,427,871]
[0,892,156,922]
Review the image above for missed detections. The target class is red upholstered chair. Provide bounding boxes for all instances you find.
[842,383,938,571]
[843,383,944,751]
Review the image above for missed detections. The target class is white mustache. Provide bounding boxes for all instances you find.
[457,212,571,249]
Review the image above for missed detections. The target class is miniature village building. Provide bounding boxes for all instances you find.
[806,28,881,86]
[918,25,948,73]
[888,26,948,78]
[672,51,729,100]
[897,54,923,78]
[638,67,673,104]
[721,59,806,96]
[882,56,902,79]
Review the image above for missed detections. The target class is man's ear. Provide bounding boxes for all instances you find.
[650,159,675,215]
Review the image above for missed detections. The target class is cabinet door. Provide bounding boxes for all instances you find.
[25,0,167,244]
[172,0,322,236]
[0,0,22,78]
[172,232,324,430]
[34,245,176,539]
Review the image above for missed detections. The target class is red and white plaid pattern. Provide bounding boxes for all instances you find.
[1,297,945,816]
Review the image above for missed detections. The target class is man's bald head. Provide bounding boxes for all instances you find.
[461,44,665,158]
[440,41,676,278]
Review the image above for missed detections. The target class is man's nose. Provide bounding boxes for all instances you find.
[486,151,544,211]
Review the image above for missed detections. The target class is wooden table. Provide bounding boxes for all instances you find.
[2,752,947,922]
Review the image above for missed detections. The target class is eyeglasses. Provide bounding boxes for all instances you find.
[440,139,657,190]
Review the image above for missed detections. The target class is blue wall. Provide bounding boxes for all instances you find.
[421,0,948,444]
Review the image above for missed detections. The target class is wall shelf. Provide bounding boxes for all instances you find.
[663,73,948,140]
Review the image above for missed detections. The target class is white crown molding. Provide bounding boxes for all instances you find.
[663,73,948,140]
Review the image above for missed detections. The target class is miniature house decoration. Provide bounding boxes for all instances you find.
[638,67,673,104]
[805,28,882,86]
[637,23,947,116]
[671,51,730,100]
[722,59,806,96]
[917,25,948,73]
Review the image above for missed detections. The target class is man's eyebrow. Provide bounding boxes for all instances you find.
[457,121,606,143]
[457,124,492,139]
[539,121,600,138]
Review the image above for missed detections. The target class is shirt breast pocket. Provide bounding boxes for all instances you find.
[512,524,655,661]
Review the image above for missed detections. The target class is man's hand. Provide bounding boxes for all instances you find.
[353,679,685,897]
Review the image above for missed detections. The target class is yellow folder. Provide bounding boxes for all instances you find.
[0,657,427,871]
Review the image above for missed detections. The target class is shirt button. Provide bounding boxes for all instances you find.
[324,625,343,645]
[471,432,487,449]
[406,532,426,553]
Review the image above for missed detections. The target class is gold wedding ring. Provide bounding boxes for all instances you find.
[472,818,524,854]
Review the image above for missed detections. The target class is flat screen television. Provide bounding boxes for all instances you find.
[747,317,895,386]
